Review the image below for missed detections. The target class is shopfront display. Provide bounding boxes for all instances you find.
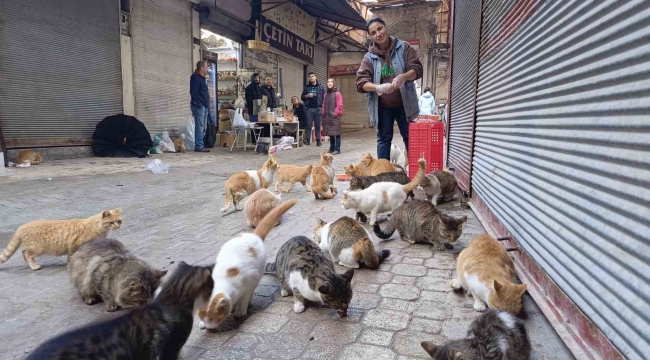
[201,30,244,112]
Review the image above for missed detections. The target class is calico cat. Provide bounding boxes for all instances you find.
[311,152,338,200]
[221,153,279,214]
[174,133,186,153]
[199,199,296,329]
[341,159,425,225]
[268,235,354,317]
[420,170,458,206]
[344,153,396,177]
[275,164,313,193]
[373,199,467,250]
[0,208,122,270]
[421,310,531,360]
[349,172,415,199]
[244,188,282,228]
[313,216,391,269]
[27,261,214,360]
[451,234,527,313]
[68,237,168,312]
[16,150,43,165]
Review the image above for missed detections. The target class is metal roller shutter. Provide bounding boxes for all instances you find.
[333,75,368,129]
[471,1,650,359]
[0,0,122,148]
[131,0,192,135]
[278,56,305,102]
[447,0,482,192]
[308,44,329,83]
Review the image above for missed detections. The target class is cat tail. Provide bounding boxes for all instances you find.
[221,188,234,214]
[361,244,391,269]
[0,232,22,263]
[373,221,397,240]
[264,262,277,274]
[254,198,297,240]
[402,159,426,194]
[316,185,337,199]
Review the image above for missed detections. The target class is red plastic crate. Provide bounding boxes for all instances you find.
[408,121,444,179]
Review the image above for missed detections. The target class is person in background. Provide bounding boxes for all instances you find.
[245,73,263,143]
[260,76,277,110]
[291,96,307,130]
[356,17,423,160]
[322,78,343,155]
[301,72,325,147]
[190,61,210,152]
[419,87,436,116]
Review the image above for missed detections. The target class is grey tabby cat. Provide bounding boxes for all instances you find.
[27,262,214,360]
[68,237,167,312]
[421,310,531,360]
[265,236,354,317]
[420,170,458,206]
[373,199,467,250]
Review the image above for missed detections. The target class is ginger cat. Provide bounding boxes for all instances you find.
[174,134,186,153]
[244,189,282,228]
[274,164,313,193]
[311,153,337,200]
[16,150,43,165]
[221,154,279,214]
[344,153,396,177]
[0,208,123,270]
[451,234,527,314]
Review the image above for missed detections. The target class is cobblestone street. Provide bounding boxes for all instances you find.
[0,130,573,359]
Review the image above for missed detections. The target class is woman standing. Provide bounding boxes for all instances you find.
[419,87,436,116]
[356,17,423,160]
[321,78,343,154]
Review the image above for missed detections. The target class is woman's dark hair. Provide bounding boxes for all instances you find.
[366,17,387,32]
[423,87,431,93]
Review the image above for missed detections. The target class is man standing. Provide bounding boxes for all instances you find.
[190,61,210,152]
[260,76,277,110]
[301,72,325,146]
[245,73,262,122]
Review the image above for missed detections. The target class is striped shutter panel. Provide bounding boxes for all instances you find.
[308,44,329,83]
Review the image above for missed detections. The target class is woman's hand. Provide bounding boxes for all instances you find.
[392,74,408,89]
[376,83,396,96]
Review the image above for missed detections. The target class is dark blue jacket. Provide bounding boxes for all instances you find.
[190,72,210,108]
[301,81,325,109]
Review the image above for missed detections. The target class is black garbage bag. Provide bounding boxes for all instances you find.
[204,112,217,148]
[92,114,153,158]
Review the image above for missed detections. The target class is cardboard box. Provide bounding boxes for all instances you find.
[219,132,235,147]
[258,112,276,122]
[283,109,294,119]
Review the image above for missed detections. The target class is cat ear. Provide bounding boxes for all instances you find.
[178,261,189,268]
[318,283,332,295]
[420,341,437,356]
[155,270,168,278]
[317,218,326,226]
[448,349,464,360]
[102,210,111,218]
[458,216,468,224]
[517,284,527,297]
[492,279,503,293]
[340,269,355,283]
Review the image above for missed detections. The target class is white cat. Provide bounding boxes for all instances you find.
[390,144,406,168]
[198,199,296,329]
[341,159,425,225]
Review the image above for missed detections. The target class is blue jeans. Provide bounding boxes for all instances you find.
[329,135,341,152]
[305,108,322,144]
[377,106,409,160]
[192,104,208,149]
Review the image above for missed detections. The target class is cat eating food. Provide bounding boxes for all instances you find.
[221,153,279,214]
[421,309,531,360]
[313,216,390,269]
[451,234,527,314]
[27,261,214,360]
[373,199,467,250]
[244,188,283,228]
[311,152,338,200]
[174,133,186,153]
[199,199,296,329]
[0,208,123,270]
[344,152,396,177]
[341,158,426,225]
[275,164,313,193]
[349,171,415,200]
[68,237,167,312]
[420,170,458,206]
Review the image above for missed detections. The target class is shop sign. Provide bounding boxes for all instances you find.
[405,39,420,52]
[260,16,314,64]
[329,64,360,76]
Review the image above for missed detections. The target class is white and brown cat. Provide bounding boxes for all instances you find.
[221,153,279,214]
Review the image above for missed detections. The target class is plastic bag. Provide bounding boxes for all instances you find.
[179,115,196,151]
[160,131,176,152]
[234,96,246,109]
[146,159,170,174]
[150,134,164,154]
[233,108,247,127]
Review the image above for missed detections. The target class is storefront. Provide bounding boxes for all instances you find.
[200,30,243,119]
[329,52,368,129]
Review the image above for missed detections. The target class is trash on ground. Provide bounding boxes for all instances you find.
[147,159,170,174]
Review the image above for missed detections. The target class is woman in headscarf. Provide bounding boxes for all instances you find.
[321,78,343,154]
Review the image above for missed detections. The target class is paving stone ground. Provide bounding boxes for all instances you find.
[0,130,574,360]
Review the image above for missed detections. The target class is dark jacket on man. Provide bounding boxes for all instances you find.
[245,74,263,115]
[301,81,325,109]
[260,85,277,109]
[190,71,210,108]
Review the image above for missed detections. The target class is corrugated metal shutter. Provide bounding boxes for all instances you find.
[278,55,305,102]
[308,44,329,83]
[447,0,482,192]
[471,1,650,359]
[0,0,122,148]
[333,75,368,129]
[131,0,192,135]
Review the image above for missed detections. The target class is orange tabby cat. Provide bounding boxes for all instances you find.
[274,164,313,193]
[221,154,279,214]
[311,153,337,200]
[16,150,43,165]
[244,189,282,228]
[451,234,527,314]
[0,208,123,270]
[174,134,186,153]
[344,153,396,177]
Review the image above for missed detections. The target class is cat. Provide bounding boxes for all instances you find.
[390,144,406,168]
[0,208,122,270]
[344,153,396,177]
[267,235,355,317]
[174,133,186,153]
[373,199,467,250]
[244,188,282,228]
[451,234,527,314]
[311,152,338,200]
[199,198,296,329]
[313,216,391,269]
[349,172,415,199]
[421,309,531,360]
[341,159,425,225]
[420,170,458,206]
[26,261,214,360]
[221,153,279,214]
[68,237,168,312]
[274,164,313,193]
[16,150,43,165]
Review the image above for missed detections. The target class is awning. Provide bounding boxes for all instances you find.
[297,0,367,29]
